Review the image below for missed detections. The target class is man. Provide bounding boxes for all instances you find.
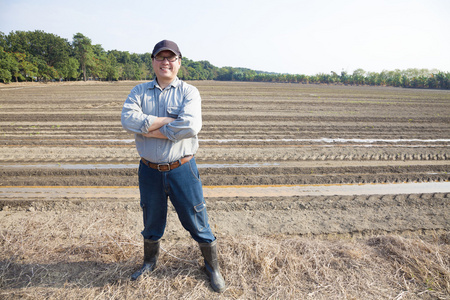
[121,40,225,293]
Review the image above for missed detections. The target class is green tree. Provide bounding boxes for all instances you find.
[435,72,449,89]
[102,53,117,81]
[427,74,438,89]
[340,71,349,84]
[401,75,410,88]
[90,44,108,80]
[0,32,6,48]
[140,52,153,80]
[216,67,233,81]
[60,57,79,81]
[123,61,141,80]
[5,30,70,78]
[366,72,380,85]
[72,33,94,81]
[12,52,37,82]
[0,46,15,83]
[352,69,366,85]
[386,70,402,87]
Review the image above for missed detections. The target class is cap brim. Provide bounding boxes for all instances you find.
[154,47,180,57]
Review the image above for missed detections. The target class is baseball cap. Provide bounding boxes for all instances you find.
[152,40,182,58]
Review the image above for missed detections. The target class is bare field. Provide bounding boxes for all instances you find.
[0,81,449,299]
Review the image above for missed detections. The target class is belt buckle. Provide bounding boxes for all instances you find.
[157,163,170,172]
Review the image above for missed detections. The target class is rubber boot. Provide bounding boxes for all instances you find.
[199,239,226,293]
[131,239,160,281]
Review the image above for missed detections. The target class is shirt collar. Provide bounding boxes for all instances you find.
[148,77,180,90]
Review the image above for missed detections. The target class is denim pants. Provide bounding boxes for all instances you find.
[138,157,216,243]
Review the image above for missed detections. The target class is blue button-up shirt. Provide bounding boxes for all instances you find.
[121,78,202,163]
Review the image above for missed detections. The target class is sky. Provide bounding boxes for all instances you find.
[1,0,449,75]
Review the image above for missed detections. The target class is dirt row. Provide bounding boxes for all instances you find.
[1,163,449,186]
[1,193,448,239]
[0,145,448,162]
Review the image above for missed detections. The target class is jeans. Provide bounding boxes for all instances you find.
[138,157,216,243]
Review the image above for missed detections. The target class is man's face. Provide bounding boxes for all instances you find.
[152,50,181,83]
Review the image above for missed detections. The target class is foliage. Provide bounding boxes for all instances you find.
[72,33,94,81]
[0,30,448,89]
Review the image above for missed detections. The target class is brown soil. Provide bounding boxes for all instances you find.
[0,81,449,238]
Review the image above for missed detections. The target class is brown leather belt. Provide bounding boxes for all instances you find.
[141,155,193,172]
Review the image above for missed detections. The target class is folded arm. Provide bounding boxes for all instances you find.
[159,87,202,141]
[142,127,169,139]
[121,85,174,137]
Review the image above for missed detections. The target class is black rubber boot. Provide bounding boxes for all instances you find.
[131,239,160,281]
[199,239,226,293]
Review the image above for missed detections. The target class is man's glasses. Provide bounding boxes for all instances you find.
[154,55,178,62]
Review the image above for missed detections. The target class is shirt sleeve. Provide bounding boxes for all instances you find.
[121,85,156,134]
[159,85,202,142]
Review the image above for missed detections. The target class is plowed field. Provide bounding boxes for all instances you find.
[0,81,449,238]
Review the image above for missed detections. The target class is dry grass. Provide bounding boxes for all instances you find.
[1,209,449,300]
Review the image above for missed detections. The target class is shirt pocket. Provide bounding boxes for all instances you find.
[167,106,181,118]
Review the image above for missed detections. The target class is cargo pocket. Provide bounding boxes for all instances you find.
[194,201,208,232]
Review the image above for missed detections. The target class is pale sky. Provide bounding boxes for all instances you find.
[1,0,449,75]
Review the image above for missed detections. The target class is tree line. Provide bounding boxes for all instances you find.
[0,30,448,89]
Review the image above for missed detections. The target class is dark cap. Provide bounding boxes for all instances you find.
[151,40,182,58]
